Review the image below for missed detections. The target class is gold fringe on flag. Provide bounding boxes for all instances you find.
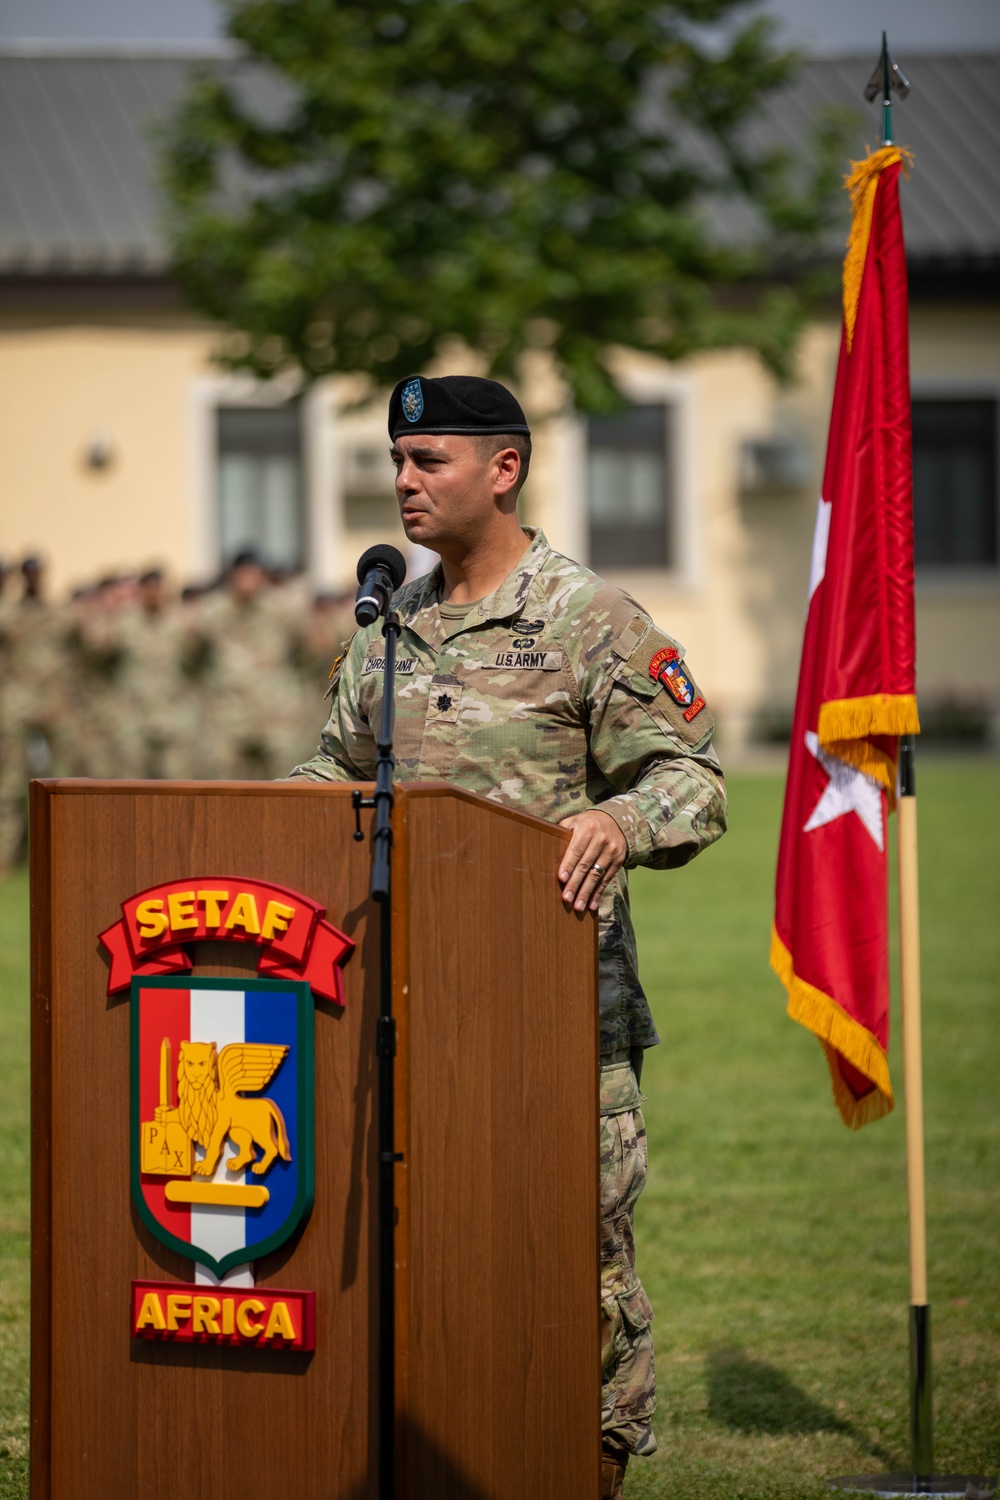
[770,926,895,1129]
[818,693,921,797]
[842,145,913,352]
[819,693,920,743]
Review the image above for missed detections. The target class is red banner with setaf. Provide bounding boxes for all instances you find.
[99,876,354,1005]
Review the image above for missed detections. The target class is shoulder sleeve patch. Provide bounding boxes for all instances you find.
[324,632,357,700]
[617,626,713,745]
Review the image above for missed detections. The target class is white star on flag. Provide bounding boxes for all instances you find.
[808,497,832,603]
[803,731,884,850]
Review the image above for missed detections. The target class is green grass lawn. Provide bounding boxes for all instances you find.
[0,765,996,1498]
[628,761,1000,1498]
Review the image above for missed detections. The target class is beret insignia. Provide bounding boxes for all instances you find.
[401,378,424,423]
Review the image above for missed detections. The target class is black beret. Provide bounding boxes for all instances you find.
[388,374,529,439]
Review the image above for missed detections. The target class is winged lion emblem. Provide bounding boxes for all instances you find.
[176,1039,292,1178]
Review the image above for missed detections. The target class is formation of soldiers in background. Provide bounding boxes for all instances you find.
[0,550,358,873]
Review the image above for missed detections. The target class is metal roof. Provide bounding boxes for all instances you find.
[759,52,1000,267]
[0,54,191,271]
[0,49,997,276]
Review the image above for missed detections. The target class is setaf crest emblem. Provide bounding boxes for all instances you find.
[401,377,424,423]
[131,977,314,1277]
[648,645,694,707]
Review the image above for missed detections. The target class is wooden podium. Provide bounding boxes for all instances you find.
[30,780,601,1500]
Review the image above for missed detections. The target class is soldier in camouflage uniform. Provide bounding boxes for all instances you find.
[0,558,70,869]
[288,589,360,762]
[196,551,308,780]
[66,574,143,779]
[104,570,202,779]
[289,375,726,1497]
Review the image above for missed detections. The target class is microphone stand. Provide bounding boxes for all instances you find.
[352,604,403,1500]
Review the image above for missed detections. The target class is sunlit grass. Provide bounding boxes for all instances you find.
[627,762,999,1497]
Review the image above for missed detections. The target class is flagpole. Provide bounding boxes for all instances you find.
[834,732,993,1486]
[882,30,931,1470]
[828,38,994,1498]
[880,30,894,146]
[898,734,933,1476]
[879,30,933,1471]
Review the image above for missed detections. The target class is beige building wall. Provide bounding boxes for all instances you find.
[0,318,216,593]
[1,302,997,748]
[529,308,1000,750]
[518,332,833,751]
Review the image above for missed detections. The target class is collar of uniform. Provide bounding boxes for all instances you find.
[397,565,446,648]
[398,527,551,644]
[398,566,441,624]
[475,527,550,624]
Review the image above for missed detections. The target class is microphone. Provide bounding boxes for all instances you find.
[355,544,407,627]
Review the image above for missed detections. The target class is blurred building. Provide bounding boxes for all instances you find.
[1,49,998,750]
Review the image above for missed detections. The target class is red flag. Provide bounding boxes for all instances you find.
[772,147,920,1128]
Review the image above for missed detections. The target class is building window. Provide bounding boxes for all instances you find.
[217,404,304,570]
[587,404,671,569]
[342,438,399,530]
[912,398,997,568]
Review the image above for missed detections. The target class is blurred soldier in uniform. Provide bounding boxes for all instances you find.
[288,589,358,756]
[111,569,200,779]
[293,590,358,676]
[0,557,69,870]
[68,574,141,779]
[288,375,727,1497]
[62,581,99,778]
[197,549,304,779]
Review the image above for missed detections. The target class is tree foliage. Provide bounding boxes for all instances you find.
[162,0,849,409]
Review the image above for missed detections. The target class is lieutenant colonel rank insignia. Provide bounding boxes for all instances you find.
[401,378,424,423]
[649,645,706,721]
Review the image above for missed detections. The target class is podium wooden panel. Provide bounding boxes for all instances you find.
[31,780,600,1499]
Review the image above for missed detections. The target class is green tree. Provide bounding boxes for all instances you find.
[162,0,848,410]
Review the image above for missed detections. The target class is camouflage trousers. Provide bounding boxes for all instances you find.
[600,1058,657,1457]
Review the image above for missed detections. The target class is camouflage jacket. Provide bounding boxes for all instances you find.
[290,528,727,1056]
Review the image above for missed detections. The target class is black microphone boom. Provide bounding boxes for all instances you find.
[355,544,407,627]
[349,540,407,1500]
